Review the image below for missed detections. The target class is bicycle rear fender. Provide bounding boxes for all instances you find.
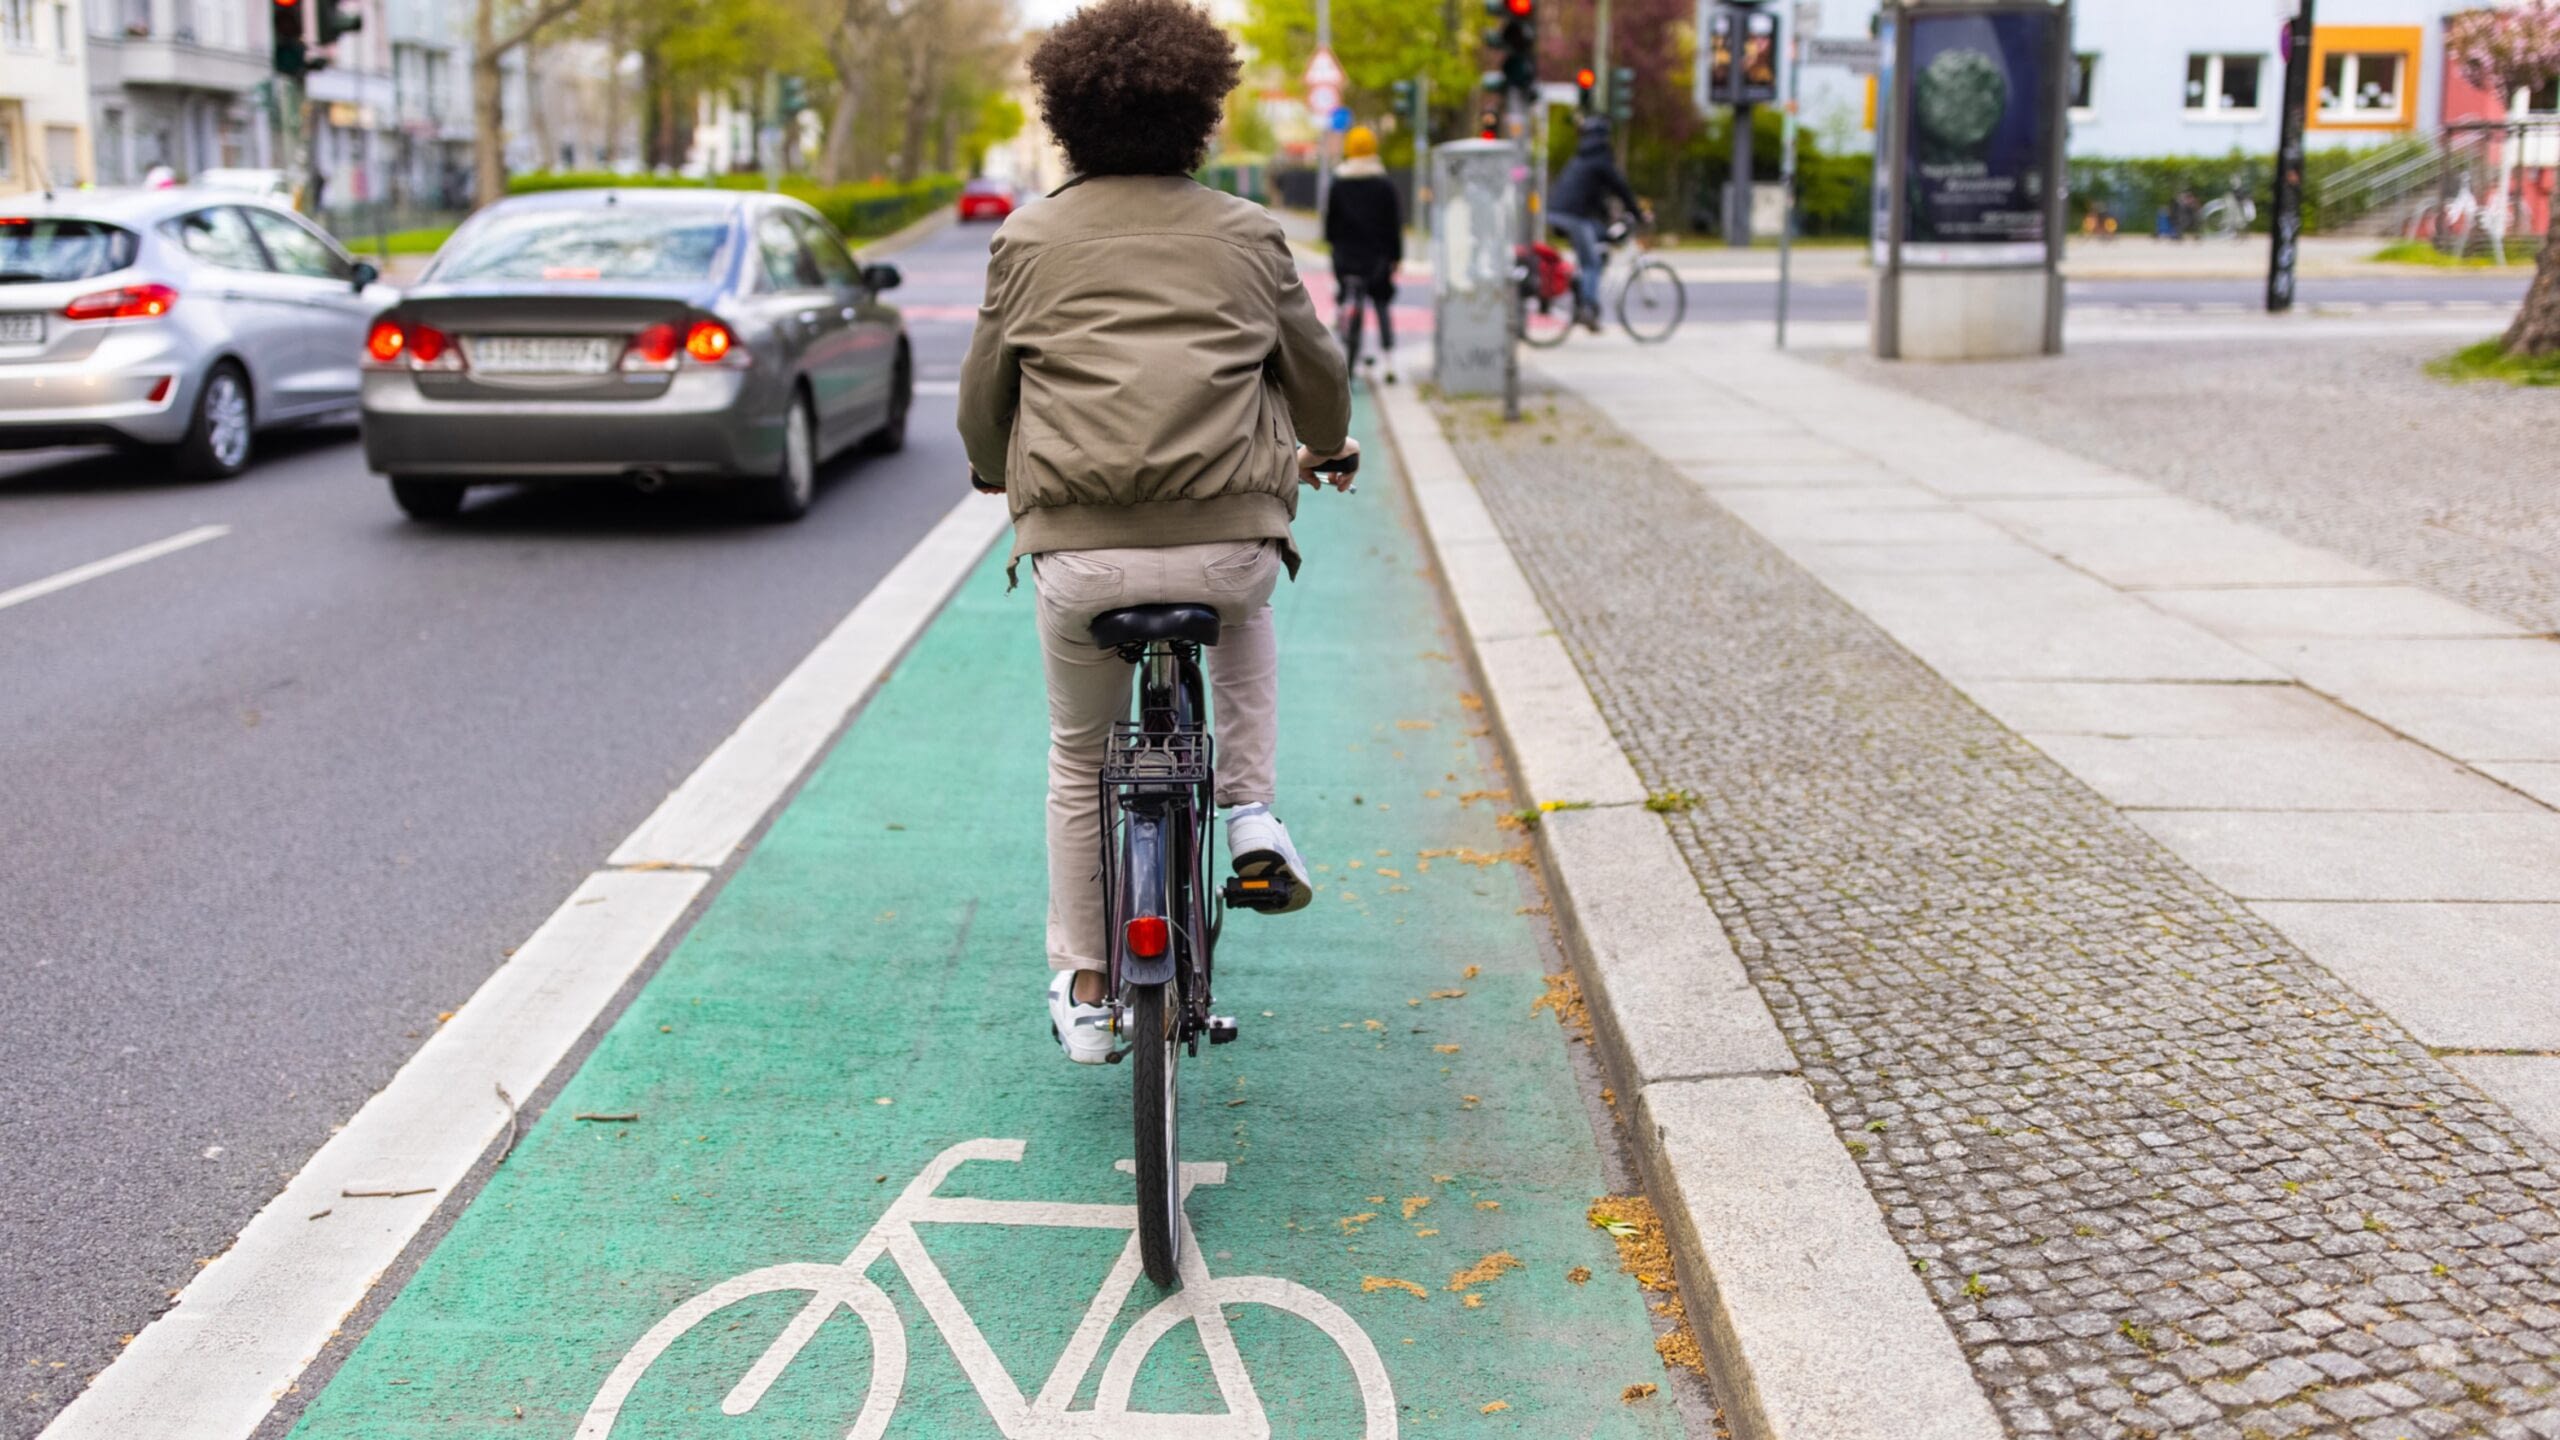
[1120,810,1177,987]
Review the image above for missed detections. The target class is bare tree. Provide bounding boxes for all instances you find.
[2449,3,2560,357]
[819,0,895,184]
[474,0,588,205]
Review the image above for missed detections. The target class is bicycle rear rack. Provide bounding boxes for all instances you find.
[1102,723,1211,794]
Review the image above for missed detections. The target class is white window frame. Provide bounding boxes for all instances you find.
[1,0,35,50]
[2070,51,2099,121]
[2184,53,2265,121]
[2320,50,2407,123]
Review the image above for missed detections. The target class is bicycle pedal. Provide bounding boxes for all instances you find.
[1206,1016,1239,1045]
[1222,877,1289,913]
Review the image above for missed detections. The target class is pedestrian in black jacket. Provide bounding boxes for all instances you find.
[1549,118,1642,329]
[1323,126,1404,382]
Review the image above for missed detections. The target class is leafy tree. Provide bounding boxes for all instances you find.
[2448,1,2560,356]
[475,0,589,205]
[1237,0,1478,151]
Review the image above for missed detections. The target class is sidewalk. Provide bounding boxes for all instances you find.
[1376,336,2560,1439]
[272,395,1722,1439]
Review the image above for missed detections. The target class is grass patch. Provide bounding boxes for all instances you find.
[329,225,455,256]
[2372,239,2539,268]
[2428,338,2560,387]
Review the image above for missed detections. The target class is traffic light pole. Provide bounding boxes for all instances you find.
[1776,5,1799,345]
[1314,0,1333,222]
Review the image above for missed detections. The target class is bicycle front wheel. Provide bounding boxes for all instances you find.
[1617,259,1686,344]
[1130,979,1182,1288]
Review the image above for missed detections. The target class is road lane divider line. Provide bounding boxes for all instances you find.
[610,495,1011,869]
[39,493,1010,1440]
[0,524,229,614]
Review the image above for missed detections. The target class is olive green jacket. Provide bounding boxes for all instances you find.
[957,175,1351,573]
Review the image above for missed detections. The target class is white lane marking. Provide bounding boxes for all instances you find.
[611,494,1009,868]
[41,493,1010,1440]
[0,524,229,614]
[913,380,960,397]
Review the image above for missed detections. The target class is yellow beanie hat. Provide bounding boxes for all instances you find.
[1343,126,1379,159]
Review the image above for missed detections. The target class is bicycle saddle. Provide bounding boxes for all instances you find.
[1090,604,1222,649]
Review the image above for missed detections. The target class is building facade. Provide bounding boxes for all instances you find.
[85,0,269,184]
[1796,0,2474,159]
[0,0,93,190]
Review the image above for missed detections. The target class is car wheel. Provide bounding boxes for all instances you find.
[174,362,253,481]
[866,346,911,455]
[746,392,816,523]
[389,477,467,520]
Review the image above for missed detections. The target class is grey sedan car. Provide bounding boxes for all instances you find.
[360,188,911,522]
[0,187,390,478]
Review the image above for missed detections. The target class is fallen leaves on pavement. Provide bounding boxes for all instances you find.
[1590,1195,1706,1375]
[1361,1276,1427,1299]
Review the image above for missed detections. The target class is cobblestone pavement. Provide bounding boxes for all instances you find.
[1834,338,2560,635]
[1435,388,2560,1440]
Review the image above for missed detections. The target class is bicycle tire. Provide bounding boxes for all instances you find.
[1617,259,1686,344]
[1520,298,1575,348]
[1130,978,1182,1288]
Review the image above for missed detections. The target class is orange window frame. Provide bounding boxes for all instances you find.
[2309,25,2421,131]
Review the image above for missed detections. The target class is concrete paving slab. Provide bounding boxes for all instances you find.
[1679,462,1906,492]
[2131,810,2560,900]
[1788,539,2063,578]
[2478,761,2560,808]
[1638,1079,2005,1440]
[2026,734,2536,812]
[1434,535,1558,645]
[2249,636,2560,697]
[1961,680,2397,740]
[1625,431,1867,467]
[2347,692,2560,763]
[1908,467,2163,501]
[1717,502,2018,547]
[2252,902,2560,1052]
[2446,1056,2560,1157]
[1814,571,2285,682]
[2142,585,2530,640]
[1541,807,1797,1083]
[1972,497,2388,589]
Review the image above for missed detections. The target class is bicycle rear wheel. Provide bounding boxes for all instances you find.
[1617,258,1686,344]
[1130,978,1182,1287]
[1520,296,1574,348]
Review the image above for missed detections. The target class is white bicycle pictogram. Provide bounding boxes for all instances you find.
[579,1139,1399,1439]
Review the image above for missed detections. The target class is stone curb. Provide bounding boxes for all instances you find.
[1370,377,2005,1440]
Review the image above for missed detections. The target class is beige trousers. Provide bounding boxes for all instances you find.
[1033,539,1284,974]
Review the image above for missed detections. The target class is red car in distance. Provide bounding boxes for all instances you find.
[956,177,1017,223]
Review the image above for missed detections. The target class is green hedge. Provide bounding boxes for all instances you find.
[503,171,962,241]
[2065,148,2372,236]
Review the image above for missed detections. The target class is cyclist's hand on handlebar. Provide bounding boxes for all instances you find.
[1296,439,1360,491]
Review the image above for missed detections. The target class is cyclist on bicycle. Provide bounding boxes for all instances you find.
[957,0,1358,1065]
[1548,117,1641,332]
[1324,125,1404,384]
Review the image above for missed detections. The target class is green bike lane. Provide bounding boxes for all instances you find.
[289,396,1689,1439]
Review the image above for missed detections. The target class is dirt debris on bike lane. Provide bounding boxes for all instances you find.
[283,394,1717,1439]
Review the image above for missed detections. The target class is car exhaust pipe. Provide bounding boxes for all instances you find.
[628,468,669,494]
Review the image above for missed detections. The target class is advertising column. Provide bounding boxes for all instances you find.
[1872,0,2070,360]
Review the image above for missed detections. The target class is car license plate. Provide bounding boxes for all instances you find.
[468,335,613,375]
[0,314,44,344]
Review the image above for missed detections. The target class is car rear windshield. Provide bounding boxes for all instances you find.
[431,206,736,283]
[0,219,139,283]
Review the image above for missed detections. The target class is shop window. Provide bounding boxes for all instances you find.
[2185,54,2262,116]
[2321,51,2404,120]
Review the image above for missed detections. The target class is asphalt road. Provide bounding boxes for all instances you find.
[0,217,999,1439]
[1680,270,2535,323]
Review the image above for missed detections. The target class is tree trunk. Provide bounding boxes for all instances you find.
[2503,208,2560,357]
[473,53,506,205]
[821,33,863,184]
[897,55,939,183]
[600,7,624,170]
[526,29,554,171]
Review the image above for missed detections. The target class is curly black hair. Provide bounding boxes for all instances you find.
[1030,0,1240,178]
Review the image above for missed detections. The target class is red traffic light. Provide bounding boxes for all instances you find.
[1576,67,1596,88]
[1504,0,1532,14]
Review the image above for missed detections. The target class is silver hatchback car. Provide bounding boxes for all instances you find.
[0,187,391,478]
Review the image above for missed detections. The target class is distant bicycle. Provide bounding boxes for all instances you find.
[2200,178,2258,241]
[1517,214,1685,347]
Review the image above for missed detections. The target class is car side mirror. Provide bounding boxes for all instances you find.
[860,263,901,293]
[350,260,379,292]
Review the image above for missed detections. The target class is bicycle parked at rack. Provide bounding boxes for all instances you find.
[1517,214,1686,347]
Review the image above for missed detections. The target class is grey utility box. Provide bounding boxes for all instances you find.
[1431,139,1521,396]
[1870,0,2073,360]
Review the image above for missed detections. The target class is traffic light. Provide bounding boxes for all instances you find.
[1391,79,1416,113]
[315,0,357,45]
[1477,106,1500,140]
[778,74,808,121]
[1575,67,1596,115]
[1610,65,1636,124]
[1483,0,1537,97]
[271,0,307,78]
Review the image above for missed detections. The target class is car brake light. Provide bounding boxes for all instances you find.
[407,323,452,366]
[63,283,176,321]
[145,376,172,403]
[1125,916,1170,960]
[622,321,680,370]
[684,318,735,363]
[365,319,405,362]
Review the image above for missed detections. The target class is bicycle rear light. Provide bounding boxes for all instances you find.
[1124,916,1170,960]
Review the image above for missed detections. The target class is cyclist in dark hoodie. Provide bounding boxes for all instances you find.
[1547,117,1642,331]
[1322,125,1404,383]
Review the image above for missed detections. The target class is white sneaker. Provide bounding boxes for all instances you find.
[1225,803,1313,914]
[1048,971,1114,1064]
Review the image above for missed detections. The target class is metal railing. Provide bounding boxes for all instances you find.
[2316,120,2559,253]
